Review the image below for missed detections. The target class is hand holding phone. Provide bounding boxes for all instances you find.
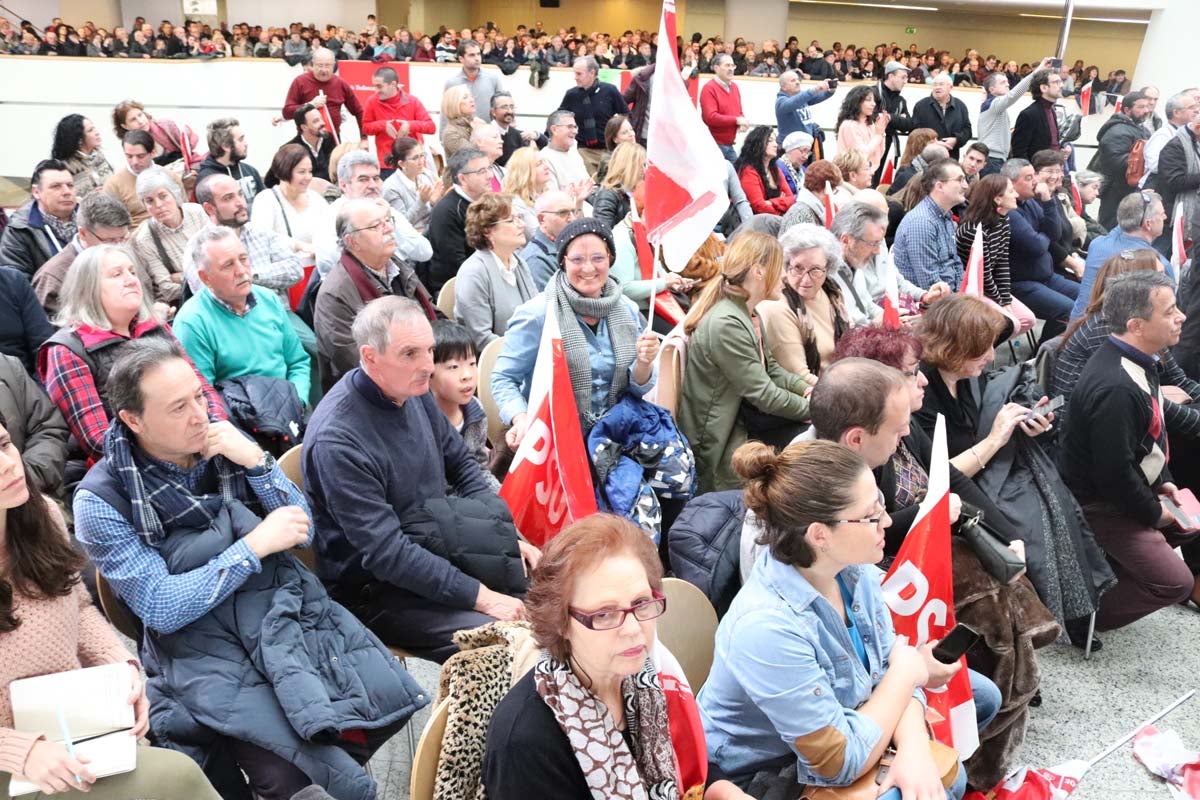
[1025,394,1065,421]
[931,623,982,664]
[1048,57,1063,69]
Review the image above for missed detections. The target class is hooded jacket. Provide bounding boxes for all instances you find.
[196,155,265,204]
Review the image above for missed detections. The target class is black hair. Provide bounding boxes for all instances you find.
[50,114,87,162]
[432,319,478,364]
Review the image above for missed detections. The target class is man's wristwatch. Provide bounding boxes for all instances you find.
[246,450,276,477]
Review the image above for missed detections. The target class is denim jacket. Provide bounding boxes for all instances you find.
[698,550,924,786]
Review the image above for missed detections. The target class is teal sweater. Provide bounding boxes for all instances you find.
[174,284,311,402]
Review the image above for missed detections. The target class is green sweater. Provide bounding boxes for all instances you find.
[677,295,810,493]
[174,284,311,402]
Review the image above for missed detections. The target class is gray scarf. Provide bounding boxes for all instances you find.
[1174,125,1200,243]
[549,271,638,427]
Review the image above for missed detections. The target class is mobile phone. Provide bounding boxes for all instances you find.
[1028,394,1065,420]
[827,78,838,89]
[1049,57,1063,69]
[931,623,982,664]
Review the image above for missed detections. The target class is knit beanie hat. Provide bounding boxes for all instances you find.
[556,217,617,268]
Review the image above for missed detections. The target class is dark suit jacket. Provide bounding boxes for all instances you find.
[1010,98,1058,161]
[427,190,473,294]
[910,96,974,160]
[497,125,548,167]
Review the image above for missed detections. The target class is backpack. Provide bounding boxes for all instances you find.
[1126,138,1147,187]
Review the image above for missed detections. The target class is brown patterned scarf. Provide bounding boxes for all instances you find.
[533,650,680,800]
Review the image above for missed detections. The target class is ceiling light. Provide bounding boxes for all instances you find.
[1018,12,1148,23]
[793,0,940,11]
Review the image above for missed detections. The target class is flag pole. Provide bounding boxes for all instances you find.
[646,243,659,333]
[1087,689,1195,768]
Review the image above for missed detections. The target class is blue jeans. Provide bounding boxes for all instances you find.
[969,668,1002,731]
[1012,274,1080,323]
[878,762,968,800]
[981,157,1006,177]
[719,143,737,163]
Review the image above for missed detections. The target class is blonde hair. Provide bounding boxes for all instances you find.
[601,142,646,191]
[440,85,474,125]
[683,231,783,335]
[832,148,868,179]
[501,145,541,204]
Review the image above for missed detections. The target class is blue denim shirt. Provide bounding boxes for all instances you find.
[698,551,924,786]
[1072,227,1173,320]
[491,292,655,425]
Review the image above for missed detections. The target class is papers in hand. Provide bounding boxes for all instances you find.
[7,663,138,796]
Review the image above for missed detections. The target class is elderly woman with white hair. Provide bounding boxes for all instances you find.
[131,166,208,306]
[37,245,224,463]
[757,224,851,381]
[1073,169,1106,248]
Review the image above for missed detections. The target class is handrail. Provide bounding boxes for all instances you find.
[0,3,39,34]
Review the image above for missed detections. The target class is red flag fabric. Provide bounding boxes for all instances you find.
[653,641,708,794]
[316,95,340,146]
[498,306,597,546]
[1079,83,1092,116]
[632,218,688,326]
[960,225,985,297]
[879,159,896,187]
[1113,95,1124,115]
[644,0,730,274]
[179,125,196,172]
[881,416,978,757]
[963,760,1087,800]
[823,181,838,228]
[1070,179,1083,216]
[1172,203,1188,274]
[881,266,902,330]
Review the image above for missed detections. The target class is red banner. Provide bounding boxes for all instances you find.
[881,416,978,757]
[498,306,597,546]
[960,224,985,297]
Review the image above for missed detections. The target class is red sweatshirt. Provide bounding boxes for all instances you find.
[700,79,743,146]
[362,90,437,167]
[282,73,364,136]
[739,164,795,216]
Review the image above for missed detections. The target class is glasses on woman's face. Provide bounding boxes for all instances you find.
[787,265,827,280]
[490,216,524,228]
[566,253,610,269]
[832,491,888,527]
[569,591,668,631]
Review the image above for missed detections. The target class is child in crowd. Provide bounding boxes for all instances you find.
[431,321,501,491]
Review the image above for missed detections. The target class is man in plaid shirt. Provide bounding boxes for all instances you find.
[893,159,969,290]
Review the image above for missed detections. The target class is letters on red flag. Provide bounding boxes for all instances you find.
[881,416,978,757]
[499,308,597,546]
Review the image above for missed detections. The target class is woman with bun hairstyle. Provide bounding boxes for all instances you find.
[699,440,967,799]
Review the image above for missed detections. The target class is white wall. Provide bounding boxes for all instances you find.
[0,55,1109,186]
[224,0,375,30]
[118,0,186,28]
[2,0,60,25]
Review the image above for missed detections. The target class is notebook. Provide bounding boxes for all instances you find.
[1162,489,1200,532]
[7,663,138,796]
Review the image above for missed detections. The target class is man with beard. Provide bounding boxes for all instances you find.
[490,92,546,167]
[1090,90,1154,228]
[197,118,265,205]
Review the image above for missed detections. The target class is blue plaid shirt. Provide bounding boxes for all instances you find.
[893,196,963,290]
[74,457,311,635]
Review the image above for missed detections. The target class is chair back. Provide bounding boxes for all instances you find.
[657,577,719,690]
[409,697,451,800]
[437,276,458,319]
[652,341,684,417]
[278,443,304,490]
[1035,334,1063,395]
[476,336,506,447]
[95,569,143,643]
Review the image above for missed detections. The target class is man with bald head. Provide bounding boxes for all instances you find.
[314,198,438,391]
[520,190,579,290]
[282,47,364,138]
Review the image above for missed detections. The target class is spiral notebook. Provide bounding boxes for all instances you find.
[7,663,138,796]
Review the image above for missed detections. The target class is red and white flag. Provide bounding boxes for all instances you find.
[881,416,979,757]
[881,265,902,330]
[823,181,838,228]
[1069,177,1083,216]
[317,90,340,146]
[1171,203,1188,276]
[1113,95,1124,115]
[1079,83,1093,116]
[653,641,708,795]
[644,0,730,274]
[879,159,896,187]
[960,224,985,297]
[498,303,597,547]
[964,761,1087,800]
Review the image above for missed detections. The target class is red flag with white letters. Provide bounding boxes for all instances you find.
[644,0,730,273]
[499,304,597,546]
[881,416,979,757]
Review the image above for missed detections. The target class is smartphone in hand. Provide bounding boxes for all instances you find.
[932,623,983,664]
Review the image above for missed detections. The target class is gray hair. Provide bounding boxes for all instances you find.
[352,295,428,353]
[448,147,486,184]
[778,70,799,88]
[712,53,733,69]
[187,225,240,273]
[337,149,379,185]
[534,189,572,213]
[1000,158,1031,182]
[574,55,599,74]
[931,73,952,87]
[134,166,183,206]
[982,72,1007,94]
[1165,91,1192,120]
[311,46,335,63]
[779,223,843,267]
[730,213,782,242]
[55,244,154,329]
[1103,271,1174,333]
[547,109,575,129]
[1117,189,1162,232]
[831,201,887,240]
[470,126,500,146]
[336,197,385,248]
[920,143,950,163]
[106,337,189,416]
[490,90,513,110]
[1074,169,1103,188]
[78,192,132,232]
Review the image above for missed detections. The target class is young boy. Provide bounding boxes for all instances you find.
[431,320,501,491]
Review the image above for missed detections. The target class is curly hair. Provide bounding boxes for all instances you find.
[836,85,879,129]
[50,114,87,162]
[832,324,924,370]
[803,159,843,194]
[733,126,779,198]
[111,99,148,139]
[464,192,515,251]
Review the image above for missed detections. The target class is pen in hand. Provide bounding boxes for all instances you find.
[56,705,83,786]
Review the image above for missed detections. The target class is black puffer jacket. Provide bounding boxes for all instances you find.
[667,490,745,617]
[401,494,527,597]
[589,186,632,232]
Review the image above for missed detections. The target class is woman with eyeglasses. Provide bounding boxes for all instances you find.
[492,218,660,448]
[678,232,811,493]
[485,514,752,800]
[382,136,444,233]
[454,193,537,350]
[758,224,849,382]
[699,440,967,799]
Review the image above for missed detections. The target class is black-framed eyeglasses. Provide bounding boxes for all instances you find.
[1138,190,1156,226]
[348,216,393,235]
[787,265,828,279]
[569,591,667,631]
[831,491,888,526]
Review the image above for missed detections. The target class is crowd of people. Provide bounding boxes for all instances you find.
[0,8,1197,800]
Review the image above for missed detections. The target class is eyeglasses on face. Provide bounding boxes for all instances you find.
[460,166,491,177]
[546,208,581,219]
[348,216,393,235]
[831,491,888,526]
[566,253,610,268]
[787,265,828,279]
[490,216,524,228]
[568,591,668,630]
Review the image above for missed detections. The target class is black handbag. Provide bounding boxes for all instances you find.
[955,502,1025,584]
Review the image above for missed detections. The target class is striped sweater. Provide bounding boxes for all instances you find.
[955,217,1012,306]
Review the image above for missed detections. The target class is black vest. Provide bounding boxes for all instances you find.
[41,323,174,415]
